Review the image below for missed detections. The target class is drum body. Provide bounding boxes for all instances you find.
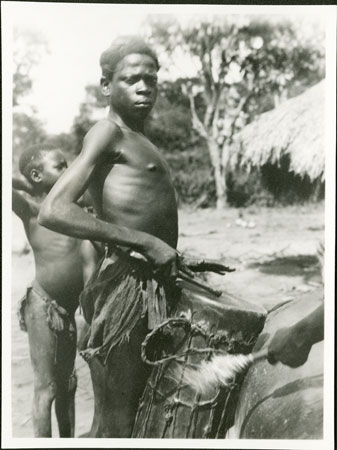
[132,279,266,439]
[233,288,324,439]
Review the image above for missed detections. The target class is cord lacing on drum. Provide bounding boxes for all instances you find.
[135,313,260,438]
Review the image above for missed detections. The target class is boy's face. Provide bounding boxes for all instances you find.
[102,53,158,121]
[35,149,68,190]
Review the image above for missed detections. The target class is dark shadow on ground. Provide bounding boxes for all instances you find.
[248,255,320,281]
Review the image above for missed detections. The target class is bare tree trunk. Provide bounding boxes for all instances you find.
[273,93,281,108]
[207,136,226,209]
[274,89,288,108]
[184,87,227,209]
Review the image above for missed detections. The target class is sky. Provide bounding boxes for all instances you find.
[4,2,329,134]
[9,2,148,133]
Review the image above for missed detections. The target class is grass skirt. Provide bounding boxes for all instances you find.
[80,248,174,364]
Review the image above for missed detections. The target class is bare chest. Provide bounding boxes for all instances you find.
[90,131,173,203]
[115,130,168,173]
[88,130,177,237]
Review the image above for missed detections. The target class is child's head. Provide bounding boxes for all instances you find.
[19,144,68,192]
[100,36,159,121]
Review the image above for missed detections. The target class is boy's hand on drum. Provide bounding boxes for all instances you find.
[177,253,196,278]
[267,303,323,368]
[267,323,312,368]
[143,236,179,281]
[145,242,199,282]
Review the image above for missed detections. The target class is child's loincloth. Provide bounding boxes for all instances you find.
[17,280,76,339]
[18,280,77,389]
[79,246,177,364]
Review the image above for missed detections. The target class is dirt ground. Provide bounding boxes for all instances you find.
[10,203,324,437]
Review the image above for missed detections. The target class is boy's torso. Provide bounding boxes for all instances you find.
[89,124,178,248]
[24,208,84,306]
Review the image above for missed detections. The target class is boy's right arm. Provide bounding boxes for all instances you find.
[38,121,179,277]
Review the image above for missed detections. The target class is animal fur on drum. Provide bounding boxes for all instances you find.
[178,349,268,395]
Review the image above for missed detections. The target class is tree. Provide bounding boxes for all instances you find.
[147,80,216,206]
[13,111,46,155]
[12,28,49,168]
[44,133,78,161]
[146,79,194,154]
[71,84,107,154]
[12,29,104,167]
[13,27,49,106]
[145,15,324,208]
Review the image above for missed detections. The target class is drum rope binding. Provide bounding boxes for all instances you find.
[141,316,256,366]
[137,314,258,438]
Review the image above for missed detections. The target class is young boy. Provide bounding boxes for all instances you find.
[12,144,97,437]
[38,36,193,438]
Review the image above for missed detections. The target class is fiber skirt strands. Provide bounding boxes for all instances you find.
[132,279,266,439]
[79,248,174,364]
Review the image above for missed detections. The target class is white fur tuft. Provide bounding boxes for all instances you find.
[178,353,253,395]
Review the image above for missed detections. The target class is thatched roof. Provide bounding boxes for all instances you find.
[229,81,325,181]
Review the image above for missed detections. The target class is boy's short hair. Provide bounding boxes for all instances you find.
[19,143,57,180]
[100,35,159,80]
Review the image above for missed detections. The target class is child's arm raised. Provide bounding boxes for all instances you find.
[12,189,38,223]
[12,174,35,195]
[38,121,179,278]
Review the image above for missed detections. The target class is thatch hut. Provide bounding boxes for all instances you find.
[229,81,325,183]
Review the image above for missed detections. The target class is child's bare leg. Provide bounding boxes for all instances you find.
[24,297,57,437]
[55,315,77,437]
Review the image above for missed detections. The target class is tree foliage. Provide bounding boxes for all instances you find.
[146,81,215,205]
[44,133,78,161]
[12,28,78,168]
[147,81,194,153]
[13,27,49,107]
[60,16,325,207]
[71,85,107,154]
[144,15,325,208]
[12,28,49,169]
[12,111,46,168]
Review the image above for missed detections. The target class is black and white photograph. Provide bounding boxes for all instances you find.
[2,2,336,448]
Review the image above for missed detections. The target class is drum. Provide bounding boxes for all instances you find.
[132,278,266,439]
[233,288,324,439]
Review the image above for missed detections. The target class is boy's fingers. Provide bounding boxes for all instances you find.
[177,254,195,277]
[201,260,235,273]
[180,266,195,278]
[178,259,195,278]
[180,255,235,274]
